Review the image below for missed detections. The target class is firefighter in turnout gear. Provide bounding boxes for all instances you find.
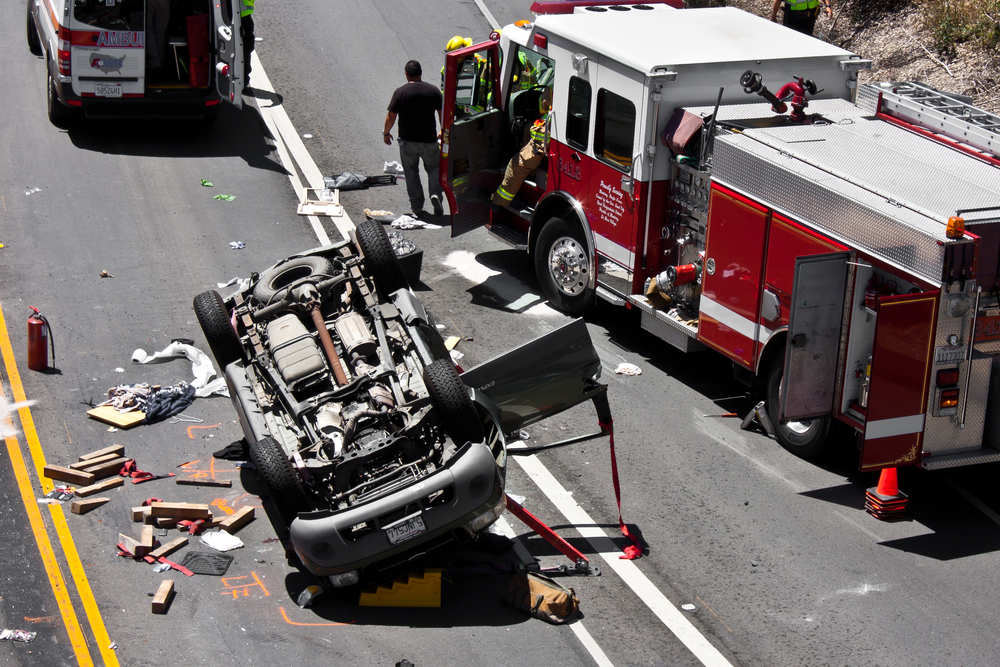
[492,88,552,208]
[442,36,472,90]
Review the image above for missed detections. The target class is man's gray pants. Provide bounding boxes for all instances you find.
[398,140,442,212]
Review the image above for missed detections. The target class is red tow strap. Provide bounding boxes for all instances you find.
[504,495,589,565]
[117,542,193,576]
[600,418,643,560]
[119,460,175,484]
[178,519,206,535]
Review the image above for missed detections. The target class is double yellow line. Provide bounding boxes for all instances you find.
[0,302,119,667]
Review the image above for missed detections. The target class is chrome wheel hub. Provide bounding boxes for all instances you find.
[547,237,589,297]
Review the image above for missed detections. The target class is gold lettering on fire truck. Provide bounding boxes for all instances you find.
[595,180,625,227]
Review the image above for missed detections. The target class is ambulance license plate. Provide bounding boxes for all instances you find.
[386,516,426,545]
[95,82,122,98]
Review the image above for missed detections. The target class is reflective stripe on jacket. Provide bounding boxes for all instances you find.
[240,0,255,18]
[529,112,548,144]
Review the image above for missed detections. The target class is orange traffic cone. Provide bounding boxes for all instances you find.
[865,467,908,521]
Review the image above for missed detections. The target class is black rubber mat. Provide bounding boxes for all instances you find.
[180,551,234,576]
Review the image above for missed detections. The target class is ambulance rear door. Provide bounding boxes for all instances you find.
[859,292,939,471]
[211,0,243,108]
[441,40,503,237]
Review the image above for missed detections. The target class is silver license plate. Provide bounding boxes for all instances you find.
[386,515,426,545]
[95,82,122,98]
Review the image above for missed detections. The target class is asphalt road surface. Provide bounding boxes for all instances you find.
[4,1,1000,666]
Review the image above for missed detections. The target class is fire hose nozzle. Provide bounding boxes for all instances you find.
[740,70,787,115]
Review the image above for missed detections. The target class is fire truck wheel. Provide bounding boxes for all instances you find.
[535,217,595,315]
[193,290,243,370]
[766,353,831,458]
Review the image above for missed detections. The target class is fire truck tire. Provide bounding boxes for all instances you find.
[423,359,485,447]
[535,217,595,315]
[193,290,243,370]
[766,352,832,458]
[46,68,76,127]
[27,6,42,56]
[356,219,408,296]
[249,436,310,527]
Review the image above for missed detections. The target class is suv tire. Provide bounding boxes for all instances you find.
[424,359,484,446]
[193,290,243,370]
[356,219,407,296]
[250,436,310,527]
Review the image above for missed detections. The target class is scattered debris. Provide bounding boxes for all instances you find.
[214,194,236,201]
[364,208,394,218]
[296,585,323,608]
[45,487,75,501]
[24,187,41,195]
[391,215,441,230]
[302,133,313,139]
[70,497,110,515]
[0,629,37,642]
[449,349,464,363]
[180,551,233,576]
[108,642,118,650]
[176,478,231,488]
[151,562,172,573]
[200,179,213,187]
[114,367,124,373]
[383,161,404,175]
[615,363,642,376]
[444,336,461,351]
[216,277,241,288]
[229,240,245,248]
[681,603,697,611]
[100,270,114,278]
[132,342,228,398]
[151,580,175,614]
[200,531,244,552]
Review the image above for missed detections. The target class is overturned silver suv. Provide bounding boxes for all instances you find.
[193,220,607,588]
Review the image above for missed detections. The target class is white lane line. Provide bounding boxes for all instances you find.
[494,516,617,667]
[248,52,349,244]
[510,444,734,667]
[473,0,501,30]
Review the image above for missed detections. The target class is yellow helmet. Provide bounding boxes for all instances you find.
[445,36,473,52]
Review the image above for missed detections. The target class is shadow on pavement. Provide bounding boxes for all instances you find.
[65,104,288,175]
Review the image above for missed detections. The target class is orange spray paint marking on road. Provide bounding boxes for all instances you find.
[212,494,263,516]
[279,607,354,627]
[180,457,236,482]
[220,571,269,600]
[187,424,221,439]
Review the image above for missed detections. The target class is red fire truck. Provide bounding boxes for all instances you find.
[439,3,1000,471]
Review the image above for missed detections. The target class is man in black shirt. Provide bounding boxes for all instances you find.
[384,60,445,217]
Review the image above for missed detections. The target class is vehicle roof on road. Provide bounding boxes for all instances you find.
[530,6,854,75]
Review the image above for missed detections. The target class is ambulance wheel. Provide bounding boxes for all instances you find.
[46,67,75,127]
[193,290,243,370]
[535,217,595,315]
[27,6,42,56]
[250,436,310,527]
[356,219,408,296]
[766,352,831,459]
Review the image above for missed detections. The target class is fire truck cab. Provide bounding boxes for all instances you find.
[440,4,1000,471]
[26,0,245,123]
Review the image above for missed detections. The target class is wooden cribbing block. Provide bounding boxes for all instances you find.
[132,506,152,522]
[149,537,188,560]
[151,580,175,614]
[69,452,120,470]
[176,478,232,488]
[82,457,126,480]
[43,465,95,486]
[149,503,211,520]
[74,477,123,497]
[71,497,110,515]
[155,518,178,528]
[140,525,155,549]
[119,533,153,558]
[78,444,125,461]
[220,506,255,534]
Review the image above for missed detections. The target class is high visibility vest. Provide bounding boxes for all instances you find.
[530,112,548,144]
[240,0,255,18]
[517,52,533,90]
[786,0,818,10]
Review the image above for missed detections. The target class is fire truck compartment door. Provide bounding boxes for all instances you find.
[860,292,938,471]
[441,41,503,238]
[212,0,242,108]
[780,252,850,421]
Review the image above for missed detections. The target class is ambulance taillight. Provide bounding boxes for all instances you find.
[57,25,72,76]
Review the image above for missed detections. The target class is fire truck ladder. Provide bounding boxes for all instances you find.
[874,82,1000,161]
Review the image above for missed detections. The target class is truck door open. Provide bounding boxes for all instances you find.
[441,41,502,237]
[211,0,242,108]
[859,292,939,471]
[780,252,850,420]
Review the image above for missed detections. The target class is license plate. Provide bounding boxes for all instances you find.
[385,515,426,545]
[95,82,122,98]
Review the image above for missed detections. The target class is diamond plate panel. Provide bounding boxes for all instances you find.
[629,296,705,353]
[855,83,881,114]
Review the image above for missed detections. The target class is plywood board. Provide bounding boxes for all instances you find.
[86,406,145,429]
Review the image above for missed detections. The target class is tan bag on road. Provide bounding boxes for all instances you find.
[505,572,581,624]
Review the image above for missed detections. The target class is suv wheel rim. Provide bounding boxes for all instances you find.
[547,236,588,297]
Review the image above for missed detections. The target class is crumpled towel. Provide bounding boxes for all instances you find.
[615,363,642,376]
[391,215,441,230]
[98,383,154,412]
[383,161,404,175]
[143,383,196,424]
[323,172,366,190]
[131,342,229,398]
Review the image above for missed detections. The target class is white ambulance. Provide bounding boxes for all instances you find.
[26,0,245,123]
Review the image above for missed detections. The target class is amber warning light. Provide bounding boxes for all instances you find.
[947,216,965,239]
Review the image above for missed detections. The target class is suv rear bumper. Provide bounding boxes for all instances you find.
[289,443,503,580]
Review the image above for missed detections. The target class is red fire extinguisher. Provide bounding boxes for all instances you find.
[27,307,54,372]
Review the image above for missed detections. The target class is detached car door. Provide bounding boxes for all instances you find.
[441,40,503,237]
[212,0,243,108]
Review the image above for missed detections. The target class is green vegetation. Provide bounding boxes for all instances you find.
[925,0,1000,55]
